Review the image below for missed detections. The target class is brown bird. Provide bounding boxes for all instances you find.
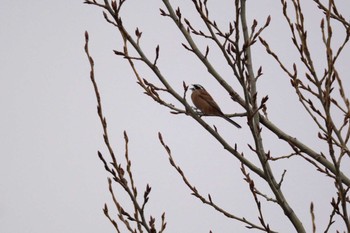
[190,84,241,128]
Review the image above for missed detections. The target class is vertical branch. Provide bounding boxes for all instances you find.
[240,0,256,110]
[84,31,119,174]
[241,1,306,232]
[322,1,350,230]
[310,202,316,233]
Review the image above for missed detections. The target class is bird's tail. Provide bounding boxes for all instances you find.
[222,116,241,128]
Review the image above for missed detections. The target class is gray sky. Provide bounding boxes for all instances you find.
[1,0,350,232]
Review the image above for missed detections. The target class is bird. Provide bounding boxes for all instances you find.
[190,84,241,128]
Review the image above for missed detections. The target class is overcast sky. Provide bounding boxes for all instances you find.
[1,1,350,232]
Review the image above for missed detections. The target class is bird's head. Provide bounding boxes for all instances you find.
[191,84,205,91]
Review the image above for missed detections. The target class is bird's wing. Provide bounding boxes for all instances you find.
[198,91,223,114]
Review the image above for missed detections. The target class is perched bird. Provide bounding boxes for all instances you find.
[190,84,241,128]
